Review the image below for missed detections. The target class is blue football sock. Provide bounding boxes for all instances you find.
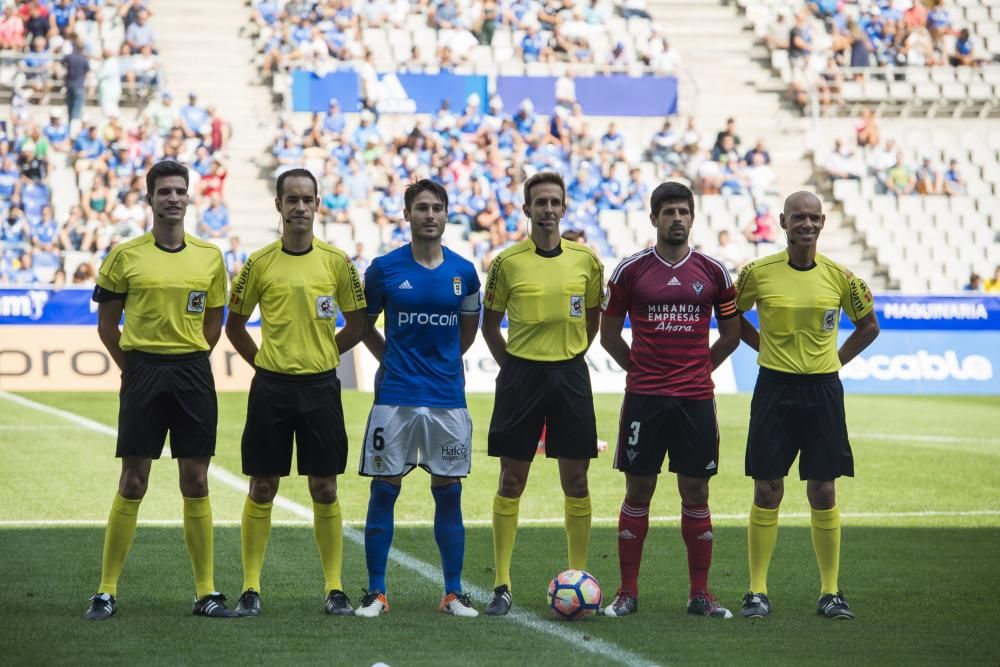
[365,480,400,594]
[432,482,465,595]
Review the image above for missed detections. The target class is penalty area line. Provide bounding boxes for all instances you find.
[0,390,655,667]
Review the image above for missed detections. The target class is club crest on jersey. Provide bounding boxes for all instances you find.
[187,291,206,313]
[453,276,462,296]
[693,281,704,296]
[316,295,336,319]
[569,295,584,318]
[373,456,383,472]
[822,308,837,331]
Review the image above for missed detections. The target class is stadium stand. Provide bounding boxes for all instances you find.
[4,0,998,294]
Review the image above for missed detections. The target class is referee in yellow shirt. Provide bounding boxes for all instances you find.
[735,191,879,621]
[481,172,604,616]
[225,168,368,617]
[85,160,236,620]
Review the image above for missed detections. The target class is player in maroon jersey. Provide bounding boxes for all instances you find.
[600,181,742,619]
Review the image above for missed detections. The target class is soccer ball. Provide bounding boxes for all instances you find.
[546,569,602,621]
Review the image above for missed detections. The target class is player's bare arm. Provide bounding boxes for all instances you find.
[460,312,479,354]
[335,309,369,353]
[481,308,507,365]
[224,311,257,367]
[362,314,386,362]
[585,306,600,348]
[838,311,880,366]
[202,307,224,351]
[739,313,760,352]
[599,314,630,371]
[96,300,126,370]
[710,314,741,370]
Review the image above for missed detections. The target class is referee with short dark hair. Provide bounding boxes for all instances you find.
[226,168,368,617]
[735,191,879,621]
[84,160,237,620]
[481,171,604,616]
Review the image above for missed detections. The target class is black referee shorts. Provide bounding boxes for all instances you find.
[614,393,719,478]
[745,367,854,481]
[241,367,348,477]
[487,354,597,462]
[116,351,217,460]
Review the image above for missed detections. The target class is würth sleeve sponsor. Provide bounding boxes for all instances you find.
[338,254,367,312]
[229,255,258,315]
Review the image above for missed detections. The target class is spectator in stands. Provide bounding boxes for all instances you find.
[984,266,1000,293]
[0,5,26,50]
[744,139,771,166]
[224,236,248,279]
[764,12,789,51]
[943,159,966,196]
[788,11,813,69]
[915,157,943,195]
[9,250,38,285]
[886,152,916,196]
[126,8,155,54]
[143,91,180,137]
[745,152,776,198]
[620,0,652,20]
[321,180,350,226]
[949,29,982,67]
[927,0,952,47]
[180,93,210,139]
[43,110,71,153]
[110,190,147,238]
[963,272,984,292]
[714,118,742,155]
[351,241,370,274]
[199,193,231,239]
[824,138,864,181]
[21,35,53,102]
[323,98,346,135]
[855,108,880,148]
[744,204,777,246]
[71,260,96,285]
[200,157,228,200]
[59,205,93,252]
[31,204,59,251]
[715,229,748,275]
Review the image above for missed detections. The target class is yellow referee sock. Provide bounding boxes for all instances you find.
[492,494,520,589]
[564,495,592,571]
[183,496,215,599]
[313,500,344,593]
[811,506,842,596]
[748,504,779,594]
[98,493,142,596]
[241,497,273,593]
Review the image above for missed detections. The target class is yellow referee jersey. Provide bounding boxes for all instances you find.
[229,239,366,374]
[735,250,874,375]
[484,237,604,362]
[95,233,227,353]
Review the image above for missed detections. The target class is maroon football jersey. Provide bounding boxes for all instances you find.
[605,248,738,399]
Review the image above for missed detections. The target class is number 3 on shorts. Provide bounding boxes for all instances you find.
[627,421,640,445]
[372,427,385,451]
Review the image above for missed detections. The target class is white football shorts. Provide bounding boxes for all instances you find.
[359,405,473,478]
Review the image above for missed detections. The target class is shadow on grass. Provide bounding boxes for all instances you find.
[2,526,998,665]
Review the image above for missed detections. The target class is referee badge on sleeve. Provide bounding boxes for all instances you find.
[316,295,336,319]
[569,295,584,318]
[187,291,207,313]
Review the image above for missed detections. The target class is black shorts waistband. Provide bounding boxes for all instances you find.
[758,366,840,384]
[126,350,209,364]
[505,352,586,368]
[254,367,338,384]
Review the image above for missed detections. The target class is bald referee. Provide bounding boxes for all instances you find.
[226,168,368,617]
[85,160,236,620]
[735,191,879,621]
[481,171,604,616]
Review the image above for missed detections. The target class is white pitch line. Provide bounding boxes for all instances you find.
[851,432,1000,446]
[0,390,653,667]
[5,509,1000,529]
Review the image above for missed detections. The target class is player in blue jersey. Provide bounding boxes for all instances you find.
[355,179,482,618]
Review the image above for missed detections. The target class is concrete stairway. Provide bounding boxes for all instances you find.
[151,0,279,250]
[648,0,883,285]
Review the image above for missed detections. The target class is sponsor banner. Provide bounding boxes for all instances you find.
[291,69,488,115]
[496,74,678,116]
[736,294,1000,331]
[0,288,344,326]
[728,331,1000,394]
[0,326,360,391]
[354,329,739,395]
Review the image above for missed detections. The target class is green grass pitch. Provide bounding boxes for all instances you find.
[1,390,998,666]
